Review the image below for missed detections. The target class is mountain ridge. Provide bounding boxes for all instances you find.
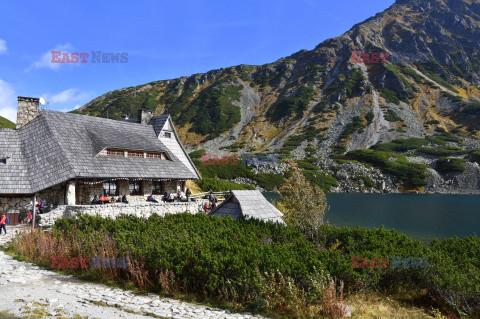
[78,0,480,157]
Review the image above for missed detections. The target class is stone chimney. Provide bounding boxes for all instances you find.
[16,96,40,129]
[137,109,153,124]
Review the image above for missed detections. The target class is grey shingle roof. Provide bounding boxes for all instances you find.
[211,190,285,224]
[0,110,200,194]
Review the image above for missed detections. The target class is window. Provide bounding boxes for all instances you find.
[107,149,124,157]
[146,152,161,159]
[152,181,163,195]
[103,182,117,196]
[128,151,144,157]
[129,181,142,195]
[164,132,171,138]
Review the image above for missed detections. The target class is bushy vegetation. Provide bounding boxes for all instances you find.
[380,89,401,105]
[372,138,429,153]
[194,158,254,180]
[185,79,242,137]
[0,116,15,129]
[196,178,255,192]
[276,161,329,239]
[339,116,365,141]
[279,135,307,155]
[435,157,467,174]
[345,69,365,98]
[267,86,315,120]
[253,173,284,191]
[345,149,428,189]
[303,170,339,192]
[383,109,402,122]
[188,149,206,159]
[365,111,374,125]
[10,214,480,317]
[417,146,465,157]
[470,151,480,164]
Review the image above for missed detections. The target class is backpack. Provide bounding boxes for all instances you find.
[5,217,9,224]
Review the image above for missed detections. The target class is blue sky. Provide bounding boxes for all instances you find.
[0,0,394,122]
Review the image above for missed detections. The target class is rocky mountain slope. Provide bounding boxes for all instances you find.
[77,0,480,193]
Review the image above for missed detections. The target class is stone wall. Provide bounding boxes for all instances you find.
[38,200,208,227]
[0,182,67,214]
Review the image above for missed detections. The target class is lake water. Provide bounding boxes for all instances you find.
[262,193,480,241]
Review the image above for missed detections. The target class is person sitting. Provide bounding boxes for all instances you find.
[99,195,110,204]
[203,201,211,214]
[148,195,159,203]
[121,195,129,204]
[91,195,100,205]
[163,192,174,202]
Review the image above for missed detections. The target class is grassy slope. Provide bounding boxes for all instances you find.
[0,116,15,129]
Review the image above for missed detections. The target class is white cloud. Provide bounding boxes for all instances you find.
[43,88,90,105]
[0,39,7,54]
[0,79,17,123]
[28,43,74,71]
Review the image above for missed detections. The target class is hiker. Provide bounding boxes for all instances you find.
[27,211,33,224]
[185,188,191,202]
[203,201,210,214]
[91,195,100,205]
[177,189,182,202]
[36,200,45,214]
[148,195,158,203]
[211,200,217,210]
[0,213,7,235]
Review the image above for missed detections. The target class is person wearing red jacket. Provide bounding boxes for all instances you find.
[0,213,6,235]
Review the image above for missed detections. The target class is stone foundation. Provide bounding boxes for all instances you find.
[0,182,67,214]
[1,180,188,213]
[38,200,208,227]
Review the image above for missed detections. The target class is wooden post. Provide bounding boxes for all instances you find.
[32,195,36,228]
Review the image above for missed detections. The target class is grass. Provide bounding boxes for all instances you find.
[0,116,15,129]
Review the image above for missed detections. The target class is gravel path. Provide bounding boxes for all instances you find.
[0,226,266,319]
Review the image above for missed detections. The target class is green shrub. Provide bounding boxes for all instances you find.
[14,214,480,317]
[417,146,465,157]
[384,109,402,122]
[196,178,255,192]
[295,160,319,171]
[469,151,480,164]
[188,149,206,159]
[267,86,315,120]
[435,158,467,174]
[340,116,365,140]
[345,149,428,189]
[380,89,401,105]
[303,170,339,192]
[372,138,429,153]
[365,111,374,125]
[355,175,375,188]
[196,161,254,180]
[252,173,284,191]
